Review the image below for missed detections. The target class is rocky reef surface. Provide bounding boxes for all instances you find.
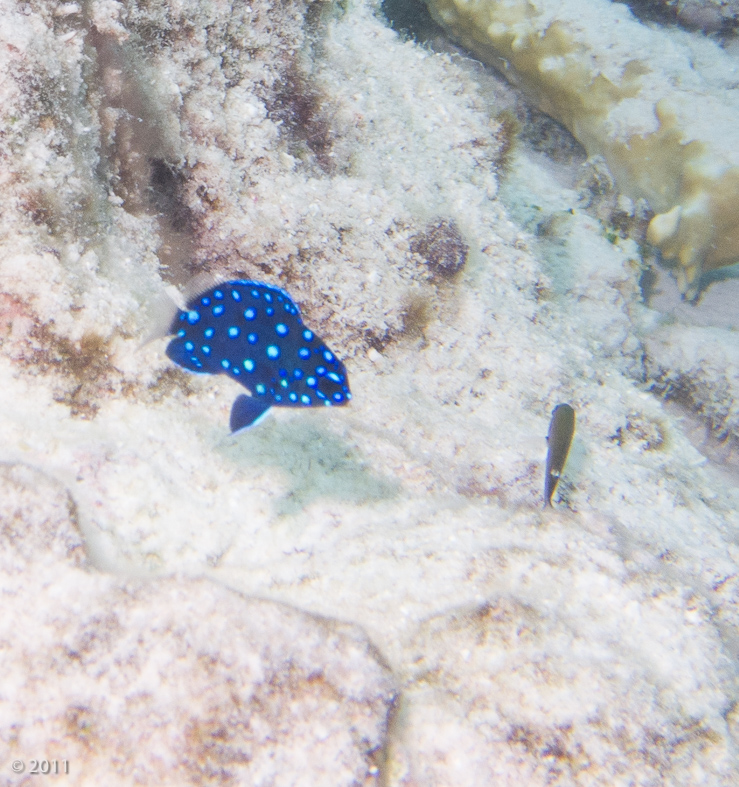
[0,0,738,784]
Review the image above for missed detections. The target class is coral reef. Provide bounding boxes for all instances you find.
[0,0,738,783]
[423,0,739,296]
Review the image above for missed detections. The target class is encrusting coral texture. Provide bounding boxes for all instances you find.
[0,0,738,784]
[423,0,739,297]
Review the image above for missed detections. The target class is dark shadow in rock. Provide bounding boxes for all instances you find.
[87,26,193,283]
[217,415,400,516]
[380,0,446,44]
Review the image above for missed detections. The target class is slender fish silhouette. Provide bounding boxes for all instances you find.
[544,403,575,507]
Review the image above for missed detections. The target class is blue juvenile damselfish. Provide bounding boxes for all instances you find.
[166,280,351,432]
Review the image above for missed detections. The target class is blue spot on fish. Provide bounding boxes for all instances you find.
[165,280,351,432]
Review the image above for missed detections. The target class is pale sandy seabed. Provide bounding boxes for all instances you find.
[0,0,738,784]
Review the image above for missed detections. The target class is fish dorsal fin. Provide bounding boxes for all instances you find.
[182,272,220,306]
[230,394,272,433]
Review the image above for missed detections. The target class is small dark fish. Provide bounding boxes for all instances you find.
[544,403,575,507]
[166,280,351,432]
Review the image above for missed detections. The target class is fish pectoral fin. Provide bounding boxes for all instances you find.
[230,395,272,433]
[139,288,182,347]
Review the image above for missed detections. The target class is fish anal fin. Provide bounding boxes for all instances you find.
[230,394,272,433]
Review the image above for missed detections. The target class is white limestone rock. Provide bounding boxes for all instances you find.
[0,462,395,785]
